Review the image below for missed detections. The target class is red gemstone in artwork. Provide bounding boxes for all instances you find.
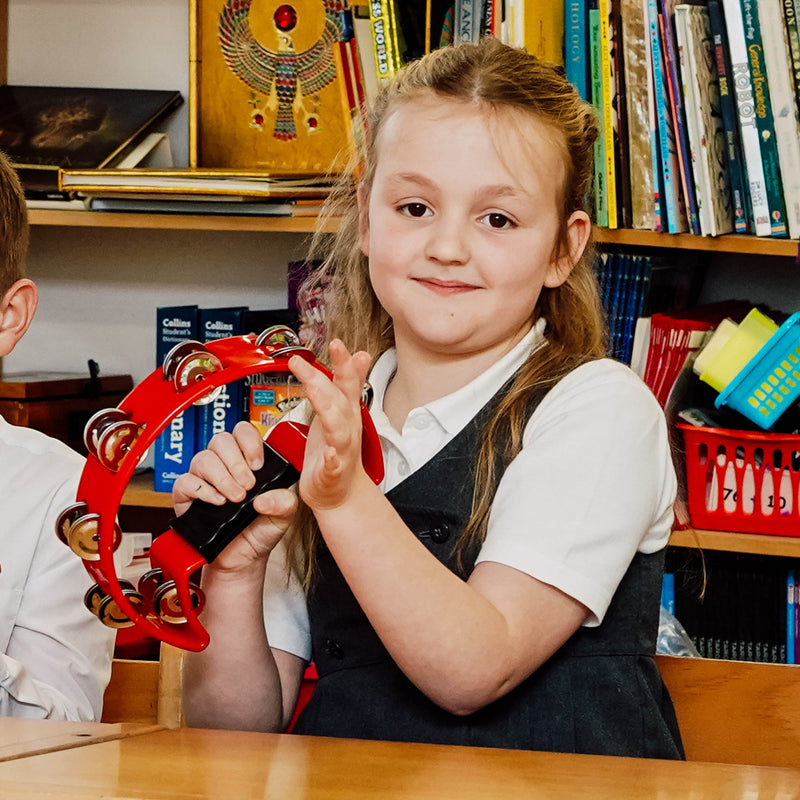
[274,4,298,32]
[253,113,264,125]
[307,117,318,129]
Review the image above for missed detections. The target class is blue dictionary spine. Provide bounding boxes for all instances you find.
[194,307,248,452]
[154,305,199,492]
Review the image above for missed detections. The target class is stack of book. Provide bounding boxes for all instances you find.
[566,0,800,238]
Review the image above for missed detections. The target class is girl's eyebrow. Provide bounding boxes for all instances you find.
[385,172,525,199]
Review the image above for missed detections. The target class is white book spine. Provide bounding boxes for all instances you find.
[720,0,772,236]
[759,0,800,239]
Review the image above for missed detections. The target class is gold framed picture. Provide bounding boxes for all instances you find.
[189,0,356,173]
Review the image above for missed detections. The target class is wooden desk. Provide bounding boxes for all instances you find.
[0,727,799,799]
[0,718,162,763]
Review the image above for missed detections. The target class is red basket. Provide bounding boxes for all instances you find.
[678,424,800,536]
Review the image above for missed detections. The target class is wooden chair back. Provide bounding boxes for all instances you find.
[656,654,800,767]
[101,643,185,728]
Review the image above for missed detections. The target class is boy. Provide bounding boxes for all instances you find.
[0,150,114,719]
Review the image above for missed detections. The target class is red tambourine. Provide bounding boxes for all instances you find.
[55,326,384,652]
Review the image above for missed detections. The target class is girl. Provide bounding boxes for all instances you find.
[176,36,683,759]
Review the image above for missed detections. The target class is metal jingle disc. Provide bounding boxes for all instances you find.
[83,583,107,616]
[162,339,208,380]
[137,567,165,602]
[256,325,301,349]
[95,419,141,472]
[67,513,123,561]
[55,501,88,546]
[153,580,205,624]
[361,381,374,409]
[173,351,223,398]
[269,344,315,360]
[83,407,129,457]
[96,590,145,629]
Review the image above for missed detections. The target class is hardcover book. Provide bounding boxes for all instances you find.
[0,85,183,197]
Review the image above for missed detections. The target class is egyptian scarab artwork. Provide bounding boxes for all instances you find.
[218,0,345,141]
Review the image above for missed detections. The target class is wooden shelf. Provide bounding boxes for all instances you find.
[123,472,172,509]
[669,527,800,558]
[595,227,800,257]
[28,208,339,234]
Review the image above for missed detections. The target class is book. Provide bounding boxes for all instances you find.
[621,0,658,229]
[721,0,773,236]
[455,0,482,44]
[85,197,309,216]
[707,0,751,233]
[154,305,199,493]
[759,0,800,239]
[740,0,788,238]
[589,3,608,227]
[58,168,335,197]
[674,4,734,237]
[659,0,700,236]
[368,0,403,80]
[0,85,183,198]
[521,2,566,64]
[352,3,380,102]
[194,306,247,453]
[783,0,800,112]
[599,0,618,228]
[610,0,632,228]
[565,0,591,100]
[646,0,689,232]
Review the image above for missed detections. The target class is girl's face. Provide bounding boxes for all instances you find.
[360,95,590,365]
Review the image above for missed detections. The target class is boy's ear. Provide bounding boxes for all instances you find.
[544,209,592,288]
[356,183,370,257]
[0,278,38,358]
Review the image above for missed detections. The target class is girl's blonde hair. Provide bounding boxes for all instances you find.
[292,36,605,582]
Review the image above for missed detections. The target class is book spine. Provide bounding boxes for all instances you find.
[784,0,800,111]
[787,569,796,665]
[565,0,590,100]
[368,0,400,80]
[641,0,663,230]
[741,0,788,237]
[154,306,199,493]
[523,2,566,64]
[647,0,685,232]
[721,0,772,236]
[599,0,618,228]
[759,0,800,239]
[194,308,247,452]
[589,5,608,227]
[455,0,482,44]
[708,0,751,234]
[610,0,632,228]
[659,0,700,235]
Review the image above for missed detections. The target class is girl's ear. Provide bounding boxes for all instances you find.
[544,209,592,288]
[356,183,370,257]
[0,278,38,358]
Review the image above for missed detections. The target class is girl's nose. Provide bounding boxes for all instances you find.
[424,215,469,265]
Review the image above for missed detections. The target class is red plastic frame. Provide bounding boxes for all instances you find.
[71,334,383,651]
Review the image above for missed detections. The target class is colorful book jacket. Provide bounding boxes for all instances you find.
[659,0,700,235]
[589,3,608,227]
[622,0,658,229]
[675,5,734,237]
[610,0,632,228]
[599,0,618,228]
[368,0,403,80]
[707,0,751,233]
[154,305,199,492]
[646,0,688,232]
[565,0,591,100]
[759,0,800,239]
[740,0,788,238]
[720,0,772,236]
[194,307,247,453]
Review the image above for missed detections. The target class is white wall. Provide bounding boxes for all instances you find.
[4,0,311,386]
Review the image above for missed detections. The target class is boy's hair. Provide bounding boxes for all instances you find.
[0,149,29,298]
[294,38,606,581]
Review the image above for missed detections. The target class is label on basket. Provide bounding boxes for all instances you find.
[707,459,794,516]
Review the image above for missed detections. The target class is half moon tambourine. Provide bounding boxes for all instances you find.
[55,326,384,652]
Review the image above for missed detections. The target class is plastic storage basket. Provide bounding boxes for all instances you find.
[715,312,800,429]
[679,423,800,536]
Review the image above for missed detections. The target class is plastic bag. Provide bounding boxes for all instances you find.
[656,605,701,658]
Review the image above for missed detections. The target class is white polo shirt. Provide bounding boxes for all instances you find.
[263,324,676,660]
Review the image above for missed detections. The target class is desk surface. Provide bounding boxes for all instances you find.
[0,718,162,763]
[0,726,799,799]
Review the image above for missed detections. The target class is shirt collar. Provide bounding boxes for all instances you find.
[368,319,547,436]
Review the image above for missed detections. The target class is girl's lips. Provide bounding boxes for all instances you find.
[413,277,478,294]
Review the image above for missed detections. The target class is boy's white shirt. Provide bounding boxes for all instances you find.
[0,416,115,719]
[264,322,677,660]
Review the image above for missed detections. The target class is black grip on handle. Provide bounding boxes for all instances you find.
[169,441,300,563]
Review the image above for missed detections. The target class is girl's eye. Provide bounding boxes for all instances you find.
[482,212,514,229]
[400,202,430,218]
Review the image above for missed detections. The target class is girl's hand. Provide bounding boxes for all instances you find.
[288,339,373,512]
[171,420,298,574]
